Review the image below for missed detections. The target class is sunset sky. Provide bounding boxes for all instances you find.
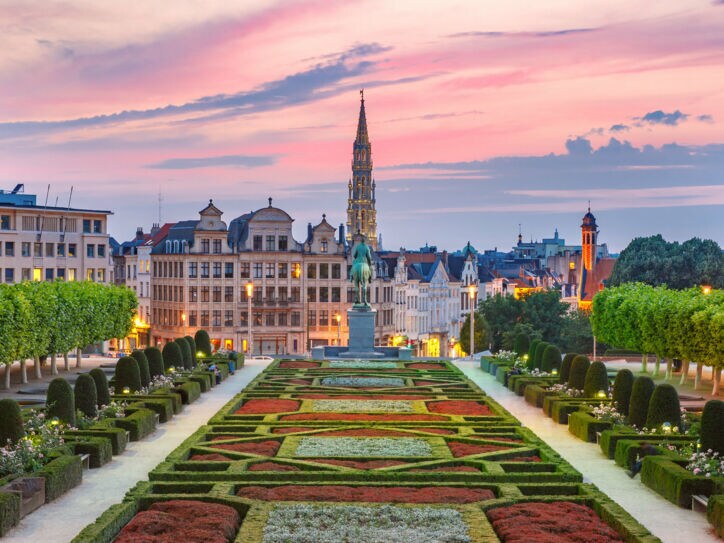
[1,0,723,251]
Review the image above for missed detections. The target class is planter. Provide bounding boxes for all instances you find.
[0,477,45,518]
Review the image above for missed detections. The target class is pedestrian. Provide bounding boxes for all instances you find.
[627,442,659,478]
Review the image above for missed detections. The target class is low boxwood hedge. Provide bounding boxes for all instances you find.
[36,454,83,502]
[112,408,157,441]
[641,455,719,508]
[524,385,556,408]
[66,427,128,456]
[71,499,139,543]
[568,411,613,443]
[0,491,20,536]
[708,494,724,539]
[67,436,113,468]
[149,390,183,414]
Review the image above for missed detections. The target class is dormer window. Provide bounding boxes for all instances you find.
[201,239,210,253]
[321,239,328,253]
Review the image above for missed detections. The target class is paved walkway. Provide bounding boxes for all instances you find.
[3,359,269,543]
[455,360,721,543]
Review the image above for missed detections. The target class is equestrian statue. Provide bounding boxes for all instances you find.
[350,236,373,307]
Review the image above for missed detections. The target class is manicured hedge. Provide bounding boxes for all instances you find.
[533,341,548,370]
[175,338,193,370]
[144,347,165,378]
[194,329,212,357]
[612,369,634,416]
[641,456,718,508]
[66,427,128,456]
[67,436,113,468]
[114,357,142,393]
[47,377,75,426]
[645,384,681,429]
[185,335,198,365]
[71,500,139,543]
[709,495,724,539]
[172,381,201,405]
[89,368,111,408]
[568,410,613,443]
[583,361,608,398]
[700,400,724,455]
[628,376,655,429]
[112,408,157,442]
[75,373,98,418]
[541,345,561,373]
[162,342,183,371]
[131,350,151,388]
[0,398,24,444]
[568,355,590,390]
[37,453,83,502]
[559,353,577,384]
[0,491,20,537]
[527,339,541,370]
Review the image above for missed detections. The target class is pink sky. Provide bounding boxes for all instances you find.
[1,0,723,251]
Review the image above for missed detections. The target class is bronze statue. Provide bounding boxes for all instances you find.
[350,236,372,307]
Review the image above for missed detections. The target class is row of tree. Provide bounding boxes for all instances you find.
[0,281,137,388]
[591,283,723,394]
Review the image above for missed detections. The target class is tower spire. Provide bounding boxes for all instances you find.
[355,89,369,145]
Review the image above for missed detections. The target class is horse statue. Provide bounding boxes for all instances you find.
[350,237,373,307]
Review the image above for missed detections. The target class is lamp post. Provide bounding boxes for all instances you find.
[701,285,712,295]
[334,312,341,346]
[181,312,186,337]
[468,283,477,360]
[246,282,254,356]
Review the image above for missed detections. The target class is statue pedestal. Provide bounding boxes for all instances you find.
[338,307,383,358]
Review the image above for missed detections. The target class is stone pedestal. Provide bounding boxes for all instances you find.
[339,307,383,358]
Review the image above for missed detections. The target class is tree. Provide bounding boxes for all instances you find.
[478,294,523,351]
[519,290,568,344]
[502,323,541,352]
[558,309,594,354]
[459,311,490,356]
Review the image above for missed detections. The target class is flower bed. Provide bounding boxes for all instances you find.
[279,361,320,369]
[312,400,413,413]
[314,429,415,437]
[408,363,447,370]
[409,465,480,473]
[320,377,405,387]
[298,394,426,400]
[310,459,408,469]
[427,400,492,415]
[448,442,510,458]
[190,453,233,461]
[237,484,495,503]
[294,437,433,457]
[486,501,625,543]
[272,427,314,434]
[248,462,300,472]
[235,399,300,414]
[214,440,281,456]
[262,504,471,543]
[281,413,447,422]
[329,361,398,369]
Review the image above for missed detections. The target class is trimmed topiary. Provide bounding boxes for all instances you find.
[612,369,634,416]
[628,376,655,429]
[89,368,111,407]
[114,356,142,393]
[567,355,590,391]
[175,338,193,370]
[583,361,609,398]
[700,400,724,456]
[74,373,98,418]
[195,329,212,358]
[533,341,548,370]
[185,335,198,365]
[559,353,577,384]
[0,398,24,445]
[541,345,562,373]
[131,349,151,387]
[162,342,183,371]
[513,333,530,358]
[526,339,541,370]
[46,377,75,426]
[645,384,681,429]
[145,347,164,378]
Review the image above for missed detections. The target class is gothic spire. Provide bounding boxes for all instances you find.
[355,89,369,145]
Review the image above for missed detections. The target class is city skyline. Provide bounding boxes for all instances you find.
[1,1,724,251]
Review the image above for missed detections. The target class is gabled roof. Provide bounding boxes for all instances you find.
[579,258,616,302]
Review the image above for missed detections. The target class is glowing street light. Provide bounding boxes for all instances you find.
[701,285,712,295]
[334,312,342,346]
[468,283,478,359]
[181,312,186,336]
[246,282,254,356]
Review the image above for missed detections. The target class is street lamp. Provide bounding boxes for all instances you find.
[468,283,478,359]
[701,285,712,295]
[181,312,186,337]
[246,282,254,356]
[334,312,341,346]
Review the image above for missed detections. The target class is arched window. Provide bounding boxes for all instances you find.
[165,240,171,253]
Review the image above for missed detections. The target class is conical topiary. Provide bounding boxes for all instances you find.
[559,353,577,384]
[541,345,562,373]
[185,335,198,365]
[612,369,634,416]
[145,347,164,378]
[583,361,609,398]
[628,376,655,429]
[513,333,530,359]
[567,355,590,391]
[114,356,142,393]
[74,373,98,418]
[0,398,24,445]
[89,368,110,407]
[700,400,724,456]
[526,339,541,370]
[195,329,212,358]
[645,384,681,429]
[533,341,548,370]
[162,342,183,371]
[47,377,75,426]
[175,338,193,370]
[131,349,151,387]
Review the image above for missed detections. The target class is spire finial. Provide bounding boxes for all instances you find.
[587,200,591,212]
[322,213,326,221]
[268,197,273,207]
[360,88,364,102]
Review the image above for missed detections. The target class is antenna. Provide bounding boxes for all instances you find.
[158,188,163,224]
[61,186,73,242]
[38,184,50,241]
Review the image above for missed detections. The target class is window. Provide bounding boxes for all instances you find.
[213,239,222,254]
[93,220,102,233]
[201,262,209,278]
[0,215,10,230]
[265,286,275,301]
[201,239,210,253]
[57,243,65,257]
[83,219,91,233]
[34,242,42,257]
[189,311,197,326]
[319,263,329,279]
[253,235,262,251]
[239,311,248,326]
[320,310,329,326]
[45,268,54,281]
[5,242,13,257]
[331,287,341,302]
[212,310,221,327]
[278,312,287,326]
[97,269,105,282]
[254,312,263,325]
[291,287,300,302]
[265,263,275,278]
[56,268,65,281]
[33,268,42,281]
[86,268,95,281]
[319,287,329,302]
[67,268,76,281]
[276,263,287,278]
[201,286,210,302]
[21,242,30,257]
[225,286,234,302]
[278,286,288,302]
[189,287,198,302]
[291,262,301,279]
[200,310,209,327]
[307,263,316,278]
[21,268,31,281]
[278,235,288,251]
[263,312,272,326]
[213,286,221,302]
[266,235,275,251]
[213,262,221,278]
[224,310,234,327]
[224,262,234,278]
[240,262,250,278]
[307,310,316,326]
[253,289,262,303]
[253,262,263,279]
[4,269,14,283]
[240,287,249,302]
[68,244,77,257]
[291,311,301,326]
[332,264,341,279]
[321,240,328,253]
[98,245,106,258]
[307,286,316,302]
[189,262,198,278]
[87,245,95,257]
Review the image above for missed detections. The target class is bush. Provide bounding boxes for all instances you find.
[46,377,75,426]
[89,368,111,407]
[559,353,577,384]
[612,369,634,416]
[700,399,724,456]
[583,361,609,398]
[567,355,590,390]
[526,339,541,370]
[195,329,212,357]
[628,376,655,429]
[541,345,562,373]
[709,495,724,539]
[145,347,164,378]
[114,356,142,393]
[74,373,98,418]
[0,398,24,445]
[512,333,530,358]
[131,350,151,387]
[645,384,681,429]
[0,491,20,537]
[533,342,549,370]
[113,407,157,441]
[185,335,198,365]
[37,454,82,502]
[175,338,193,370]
[162,342,183,371]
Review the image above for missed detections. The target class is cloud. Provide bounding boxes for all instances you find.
[565,137,593,155]
[146,154,277,169]
[448,28,597,39]
[609,123,630,132]
[637,109,689,126]
[697,114,714,123]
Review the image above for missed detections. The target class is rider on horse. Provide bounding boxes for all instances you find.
[350,235,373,307]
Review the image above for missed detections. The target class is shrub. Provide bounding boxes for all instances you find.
[46,377,75,426]
[195,329,212,357]
[567,355,590,390]
[175,338,193,370]
[645,384,681,429]
[526,339,541,370]
[145,347,164,378]
[185,335,198,365]
[162,342,183,371]
[74,373,98,418]
[628,376,655,429]
[0,399,24,445]
[512,333,530,358]
[89,368,111,408]
[583,361,608,398]
[115,356,142,393]
[533,342,548,370]
[612,369,634,416]
[700,399,724,456]
[131,350,151,387]
[559,353,577,384]
[0,491,20,537]
[541,345,562,373]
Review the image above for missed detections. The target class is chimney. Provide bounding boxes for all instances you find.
[135,227,144,240]
[338,223,345,244]
[307,222,313,241]
[150,223,160,236]
[441,250,448,269]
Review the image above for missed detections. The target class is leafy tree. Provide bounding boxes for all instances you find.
[459,311,490,356]
[519,290,568,344]
[502,323,541,352]
[558,309,594,354]
[478,294,523,351]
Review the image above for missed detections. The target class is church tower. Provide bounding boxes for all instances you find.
[346,90,378,250]
[581,205,598,273]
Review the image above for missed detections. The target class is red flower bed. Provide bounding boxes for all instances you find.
[115,500,240,543]
[482,436,522,443]
[414,380,443,386]
[281,413,448,422]
[214,440,280,456]
[417,427,456,435]
[427,400,492,415]
[408,363,446,370]
[310,459,408,469]
[234,399,300,414]
[237,485,495,504]
[272,427,314,434]
[297,394,427,400]
[190,453,233,462]
[248,462,300,472]
[211,435,242,441]
[506,456,542,462]
[409,465,480,473]
[314,428,412,437]
[278,361,320,368]
[448,441,510,457]
[288,379,312,385]
[487,501,625,543]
